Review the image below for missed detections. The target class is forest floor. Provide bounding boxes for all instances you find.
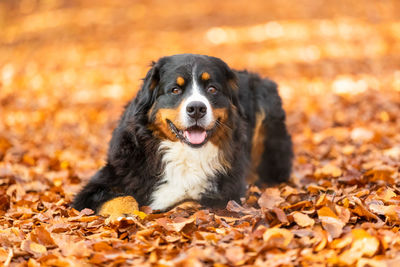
[1,0,400,266]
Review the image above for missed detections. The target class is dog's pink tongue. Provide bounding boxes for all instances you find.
[184,130,207,144]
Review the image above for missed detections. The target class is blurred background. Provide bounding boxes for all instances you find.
[0,0,399,193]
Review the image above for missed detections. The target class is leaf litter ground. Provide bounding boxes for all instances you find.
[1,0,400,266]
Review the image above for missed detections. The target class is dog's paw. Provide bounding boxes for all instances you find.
[99,196,144,224]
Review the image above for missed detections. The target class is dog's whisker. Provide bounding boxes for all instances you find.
[215,120,233,131]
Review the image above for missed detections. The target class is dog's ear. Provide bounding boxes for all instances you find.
[227,72,245,118]
[134,60,163,114]
[143,61,161,91]
[108,60,164,155]
[209,57,244,117]
[217,60,245,117]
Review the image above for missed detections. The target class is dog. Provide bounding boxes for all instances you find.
[73,54,293,217]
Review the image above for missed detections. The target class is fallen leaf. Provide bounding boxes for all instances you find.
[263,228,293,249]
[0,247,9,262]
[21,240,47,256]
[376,187,397,203]
[315,164,342,178]
[351,127,374,142]
[225,246,245,265]
[293,212,315,227]
[31,226,56,248]
[258,188,284,210]
[317,207,345,239]
[156,217,195,232]
[368,202,400,222]
[339,229,380,265]
[273,207,289,224]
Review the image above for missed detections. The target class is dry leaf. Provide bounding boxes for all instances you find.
[21,240,47,256]
[293,212,315,227]
[317,207,345,239]
[263,228,294,249]
[31,226,56,248]
[339,229,380,265]
[258,188,284,210]
[225,246,245,265]
[156,217,195,232]
[315,164,342,178]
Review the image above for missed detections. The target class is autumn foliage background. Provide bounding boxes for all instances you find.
[1,0,400,266]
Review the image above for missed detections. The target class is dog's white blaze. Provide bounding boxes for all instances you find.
[150,140,226,210]
[180,74,213,127]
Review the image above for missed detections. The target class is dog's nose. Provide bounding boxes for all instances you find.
[186,101,207,119]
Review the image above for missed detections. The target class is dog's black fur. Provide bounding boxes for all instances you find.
[73,54,293,212]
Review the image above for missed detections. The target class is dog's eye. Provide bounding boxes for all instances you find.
[171,88,182,95]
[207,86,217,94]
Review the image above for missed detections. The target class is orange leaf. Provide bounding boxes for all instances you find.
[263,228,293,249]
[293,212,315,227]
[258,188,284,210]
[317,207,345,238]
[21,240,47,256]
[339,229,379,265]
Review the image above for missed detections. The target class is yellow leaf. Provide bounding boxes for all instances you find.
[133,210,147,219]
[29,242,47,253]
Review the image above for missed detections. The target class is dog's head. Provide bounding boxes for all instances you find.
[138,54,241,148]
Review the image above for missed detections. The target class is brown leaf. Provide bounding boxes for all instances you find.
[31,226,56,248]
[258,188,284,210]
[317,207,345,238]
[156,217,195,232]
[0,194,10,215]
[226,200,259,216]
[273,207,289,224]
[293,212,315,227]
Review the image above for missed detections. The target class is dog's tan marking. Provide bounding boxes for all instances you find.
[99,196,139,221]
[148,103,156,120]
[247,110,266,183]
[149,103,185,141]
[228,78,238,91]
[176,76,185,86]
[150,80,158,90]
[210,107,230,146]
[201,72,210,81]
[209,107,233,169]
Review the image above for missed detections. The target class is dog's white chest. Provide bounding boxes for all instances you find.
[150,141,226,210]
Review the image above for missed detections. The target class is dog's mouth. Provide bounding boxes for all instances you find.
[167,120,216,147]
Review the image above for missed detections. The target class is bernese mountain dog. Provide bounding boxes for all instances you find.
[73,54,293,217]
